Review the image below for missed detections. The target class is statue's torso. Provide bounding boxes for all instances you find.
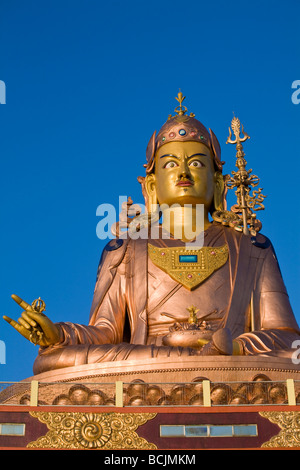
[146,226,237,345]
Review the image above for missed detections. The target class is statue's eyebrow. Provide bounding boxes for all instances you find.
[188,153,208,159]
[159,154,180,159]
[160,153,208,159]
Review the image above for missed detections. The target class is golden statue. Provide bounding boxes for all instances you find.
[3,92,300,376]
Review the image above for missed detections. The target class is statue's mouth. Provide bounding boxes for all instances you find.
[176,179,194,187]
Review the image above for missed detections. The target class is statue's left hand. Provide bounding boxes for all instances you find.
[3,294,61,347]
[198,328,234,356]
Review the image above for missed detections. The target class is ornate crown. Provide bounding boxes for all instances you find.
[144,92,225,174]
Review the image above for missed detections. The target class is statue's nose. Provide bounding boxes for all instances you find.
[177,158,192,180]
[179,167,191,180]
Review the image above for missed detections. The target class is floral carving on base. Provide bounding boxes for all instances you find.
[28,411,157,449]
[260,411,300,448]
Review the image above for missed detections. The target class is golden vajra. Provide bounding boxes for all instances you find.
[29,297,46,345]
[187,305,199,324]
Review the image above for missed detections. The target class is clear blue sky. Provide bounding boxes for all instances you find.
[0,0,299,381]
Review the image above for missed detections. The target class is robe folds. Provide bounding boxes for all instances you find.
[33,224,300,374]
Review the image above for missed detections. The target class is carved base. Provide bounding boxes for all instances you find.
[27,354,300,383]
[1,355,299,407]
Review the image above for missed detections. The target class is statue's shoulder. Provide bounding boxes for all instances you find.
[219,224,272,253]
[96,237,131,275]
[103,237,128,252]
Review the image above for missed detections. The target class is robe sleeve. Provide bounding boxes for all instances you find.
[53,239,130,347]
[234,243,300,355]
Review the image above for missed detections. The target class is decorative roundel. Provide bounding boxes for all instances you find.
[178,129,186,136]
[190,130,197,137]
[169,132,176,138]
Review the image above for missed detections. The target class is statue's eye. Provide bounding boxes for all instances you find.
[163,161,178,169]
[189,160,204,168]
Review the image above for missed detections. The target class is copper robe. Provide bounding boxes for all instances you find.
[33,224,300,374]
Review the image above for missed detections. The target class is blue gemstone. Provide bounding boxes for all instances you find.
[179,129,186,136]
[179,254,198,263]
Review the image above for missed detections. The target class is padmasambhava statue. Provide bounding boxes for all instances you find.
[4,93,300,375]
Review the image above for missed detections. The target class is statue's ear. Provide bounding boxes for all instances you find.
[213,172,228,212]
[145,131,156,174]
[137,176,148,209]
[144,173,158,212]
[209,128,225,171]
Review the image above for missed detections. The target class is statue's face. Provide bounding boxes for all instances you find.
[153,141,215,208]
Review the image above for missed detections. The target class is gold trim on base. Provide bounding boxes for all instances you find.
[260,411,300,448]
[27,411,157,449]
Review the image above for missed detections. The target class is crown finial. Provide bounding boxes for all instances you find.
[175,91,187,116]
[167,91,195,120]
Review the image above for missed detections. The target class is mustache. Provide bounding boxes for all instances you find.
[175,175,195,185]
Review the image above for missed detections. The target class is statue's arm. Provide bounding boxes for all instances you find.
[51,240,129,348]
[234,244,300,355]
[55,275,127,347]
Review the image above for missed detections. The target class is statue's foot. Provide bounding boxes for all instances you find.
[199,328,233,356]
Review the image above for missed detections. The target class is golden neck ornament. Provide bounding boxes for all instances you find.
[148,243,229,290]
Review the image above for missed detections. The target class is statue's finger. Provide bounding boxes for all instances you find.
[3,315,29,337]
[3,315,16,326]
[21,311,37,328]
[11,294,33,311]
[21,309,47,326]
[18,316,32,330]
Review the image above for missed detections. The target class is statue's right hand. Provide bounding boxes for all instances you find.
[3,294,61,347]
